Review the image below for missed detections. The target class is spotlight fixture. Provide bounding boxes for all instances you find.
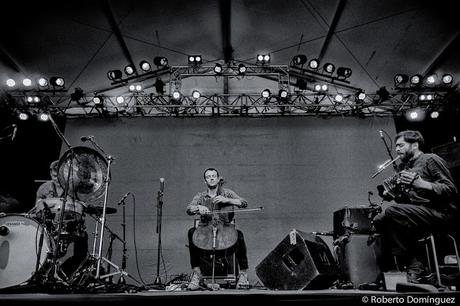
[70,87,84,101]
[295,79,307,90]
[430,111,440,119]
[116,96,125,104]
[93,95,104,105]
[124,65,135,76]
[321,84,328,91]
[38,77,49,87]
[139,60,151,71]
[314,84,322,91]
[188,55,202,66]
[154,78,165,95]
[441,74,453,85]
[394,74,409,86]
[425,74,437,85]
[410,74,422,86]
[6,79,16,87]
[323,63,335,74]
[237,64,247,74]
[18,112,29,120]
[256,54,270,64]
[22,78,32,87]
[192,90,201,99]
[172,91,181,100]
[153,56,168,67]
[336,67,352,79]
[279,89,288,99]
[405,108,425,122]
[334,94,344,102]
[261,89,271,99]
[357,90,366,101]
[50,76,65,87]
[313,84,329,92]
[107,70,122,81]
[135,84,142,92]
[308,59,320,70]
[214,63,223,74]
[129,84,136,92]
[26,96,34,103]
[38,113,50,122]
[292,55,307,66]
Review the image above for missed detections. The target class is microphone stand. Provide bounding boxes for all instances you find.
[379,130,398,171]
[152,185,164,288]
[118,196,128,285]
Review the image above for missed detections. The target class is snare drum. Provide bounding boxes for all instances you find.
[0,214,54,289]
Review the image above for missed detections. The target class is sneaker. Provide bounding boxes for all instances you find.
[187,271,202,291]
[236,272,249,289]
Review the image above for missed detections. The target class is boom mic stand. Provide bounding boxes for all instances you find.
[152,178,165,289]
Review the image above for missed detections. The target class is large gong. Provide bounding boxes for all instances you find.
[57,146,108,202]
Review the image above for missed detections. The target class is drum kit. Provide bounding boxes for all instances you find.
[0,143,136,291]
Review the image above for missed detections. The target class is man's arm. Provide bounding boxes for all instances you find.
[186,192,210,215]
[213,189,248,208]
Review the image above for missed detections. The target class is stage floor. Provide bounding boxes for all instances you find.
[1,287,459,305]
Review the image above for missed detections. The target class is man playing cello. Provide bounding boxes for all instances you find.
[186,168,250,290]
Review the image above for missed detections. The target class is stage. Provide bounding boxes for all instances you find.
[1,286,459,305]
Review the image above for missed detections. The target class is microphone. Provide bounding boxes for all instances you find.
[11,124,17,141]
[379,130,384,139]
[0,225,9,236]
[80,135,94,142]
[117,192,131,205]
[160,178,165,193]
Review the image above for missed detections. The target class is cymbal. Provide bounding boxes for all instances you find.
[84,205,117,215]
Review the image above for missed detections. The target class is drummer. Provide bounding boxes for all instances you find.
[186,168,250,290]
[35,159,89,276]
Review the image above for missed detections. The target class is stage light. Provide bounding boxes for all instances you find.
[442,74,453,85]
[308,59,319,70]
[419,94,426,101]
[394,74,409,86]
[33,96,40,103]
[22,78,32,87]
[292,55,307,66]
[279,89,288,99]
[124,65,135,76]
[6,79,16,87]
[139,60,151,71]
[188,55,202,65]
[425,74,437,85]
[192,90,201,99]
[38,113,50,122]
[323,63,335,74]
[295,79,307,90]
[107,70,122,81]
[153,56,168,67]
[357,91,366,101]
[93,96,103,105]
[238,64,247,74]
[214,63,223,74]
[135,84,142,92]
[129,84,136,92]
[256,54,270,64]
[26,96,34,103]
[70,87,84,101]
[18,112,29,120]
[172,91,181,100]
[154,78,165,95]
[334,94,343,102]
[314,84,321,91]
[116,96,125,104]
[410,74,421,85]
[405,108,425,122]
[321,84,328,91]
[38,77,48,87]
[376,86,389,102]
[337,67,352,79]
[430,111,439,119]
[426,94,434,101]
[261,89,271,99]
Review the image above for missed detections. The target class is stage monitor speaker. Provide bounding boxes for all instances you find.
[255,229,339,290]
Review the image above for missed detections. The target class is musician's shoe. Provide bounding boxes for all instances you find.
[236,272,249,289]
[187,271,203,291]
[406,259,424,284]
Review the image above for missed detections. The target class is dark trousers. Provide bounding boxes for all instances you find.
[188,227,249,271]
[372,204,453,270]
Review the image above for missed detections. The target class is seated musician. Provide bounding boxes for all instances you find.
[35,160,89,277]
[372,130,458,283]
[186,167,250,290]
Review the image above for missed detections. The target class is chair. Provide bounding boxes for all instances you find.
[419,232,460,288]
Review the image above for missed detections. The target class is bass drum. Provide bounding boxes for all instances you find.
[0,214,53,289]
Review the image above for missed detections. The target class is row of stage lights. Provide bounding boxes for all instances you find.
[394,73,453,88]
[107,57,169,81]
[5,76,65,89]
[291,55,352,79]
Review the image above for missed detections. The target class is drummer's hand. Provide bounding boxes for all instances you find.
[212,195,228,204]
[197,205,211,215]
